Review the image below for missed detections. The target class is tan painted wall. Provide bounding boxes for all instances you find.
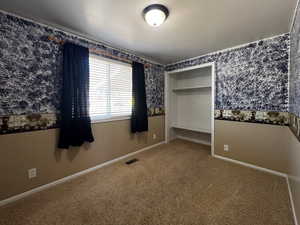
[0,116,165,200]
[285,127,300,223]
[215,120,289,173]
[214,120,300,223]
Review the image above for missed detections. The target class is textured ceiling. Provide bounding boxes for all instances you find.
[0,0,297,64]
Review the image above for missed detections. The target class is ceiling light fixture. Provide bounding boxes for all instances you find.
[143,4,169,27]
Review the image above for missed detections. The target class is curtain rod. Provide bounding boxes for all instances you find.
[48,35,150,67]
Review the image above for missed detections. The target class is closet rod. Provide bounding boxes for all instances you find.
[48,35,150,67]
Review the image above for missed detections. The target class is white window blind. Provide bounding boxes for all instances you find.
[89,55,132,121]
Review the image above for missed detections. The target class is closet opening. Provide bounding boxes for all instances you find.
[165,62,215,155]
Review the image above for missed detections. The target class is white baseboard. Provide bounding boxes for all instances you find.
[2,141,298,225]
[212,154,287,177]
[176,136,211,146]
[0,141,165,207]
[286,175,299,225]
[213,154,299,224]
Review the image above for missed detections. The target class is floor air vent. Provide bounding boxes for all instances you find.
[126,158,139,165]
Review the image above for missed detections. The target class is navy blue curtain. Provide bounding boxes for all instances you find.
[131,62,148,133]
[58,43,94,149]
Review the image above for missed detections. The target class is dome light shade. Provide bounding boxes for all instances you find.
[143,4,169,27]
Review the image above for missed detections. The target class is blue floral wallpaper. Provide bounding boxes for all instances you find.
[166,34,290,112]
[289,2,300,141]
[145,65,164,116]
[0,9,292,134]
[290,2,300,118]
[0,11,164,117]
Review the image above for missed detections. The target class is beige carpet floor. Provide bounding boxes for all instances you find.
[0,139,294,225]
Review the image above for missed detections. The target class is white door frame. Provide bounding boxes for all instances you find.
[164,62,216,156]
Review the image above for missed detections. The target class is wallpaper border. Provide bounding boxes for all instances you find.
[0,113,58,135]
[289,113,300,142]
[0,110,290,135]
[0,106,165,135]
[214,110,289,126]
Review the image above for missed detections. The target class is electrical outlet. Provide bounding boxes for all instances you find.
[28,168,37,179]
[153,134,157,140]
[224,145,229,152]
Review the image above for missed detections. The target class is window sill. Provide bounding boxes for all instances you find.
[91,116,131,124]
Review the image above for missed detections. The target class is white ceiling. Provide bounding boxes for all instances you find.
[0,0,297,64]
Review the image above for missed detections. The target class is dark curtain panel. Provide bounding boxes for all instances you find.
[58,43,94,149]
[131,61,148,133]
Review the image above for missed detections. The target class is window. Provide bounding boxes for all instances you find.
[89,54,132,121]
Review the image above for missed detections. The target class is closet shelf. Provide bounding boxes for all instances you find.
[171,124,211,134]
[172,85,211,92]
